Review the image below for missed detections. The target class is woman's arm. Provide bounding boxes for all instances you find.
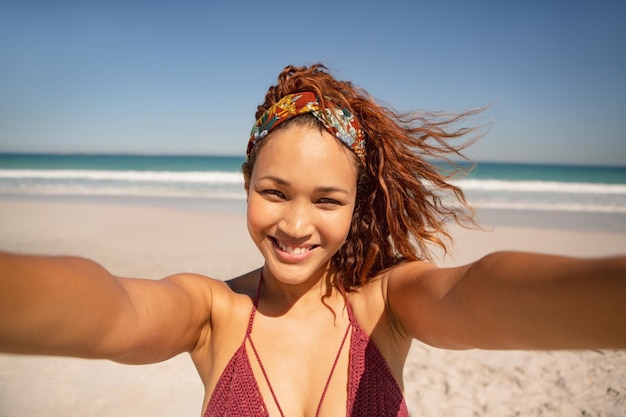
[387,252,626,350]
[0,251,213,364]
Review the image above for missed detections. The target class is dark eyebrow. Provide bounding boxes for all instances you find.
[316,186,351,195]
[256,176,350,195]
[256,175,290,186]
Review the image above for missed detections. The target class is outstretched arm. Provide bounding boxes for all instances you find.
[387,252,626,350]
[0,251,213,364]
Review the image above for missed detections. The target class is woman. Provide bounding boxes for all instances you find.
[1,64,625,416]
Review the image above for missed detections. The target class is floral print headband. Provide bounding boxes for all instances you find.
[247,92,366,165]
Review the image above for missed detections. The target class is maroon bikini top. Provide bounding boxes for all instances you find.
[204,277,409,417]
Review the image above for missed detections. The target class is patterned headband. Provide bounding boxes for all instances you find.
[247,92,366,165]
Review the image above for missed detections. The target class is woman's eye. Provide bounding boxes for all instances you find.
[260,189,286,200]
[317,198,342,206]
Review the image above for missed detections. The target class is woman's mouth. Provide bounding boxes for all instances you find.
[271,237,318,255]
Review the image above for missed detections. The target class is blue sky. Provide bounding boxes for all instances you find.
[1,0,625,166]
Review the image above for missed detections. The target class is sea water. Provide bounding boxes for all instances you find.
[1,154,625,222]
[0,154,246,201]
[458,162,626,213]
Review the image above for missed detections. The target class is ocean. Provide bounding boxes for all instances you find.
[1,153,625,229]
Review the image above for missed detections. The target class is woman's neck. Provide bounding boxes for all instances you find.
[258,266,343,318]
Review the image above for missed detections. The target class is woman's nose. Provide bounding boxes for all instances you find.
[278,201,314,238]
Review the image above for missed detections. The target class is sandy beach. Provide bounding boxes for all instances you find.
[0,199,625,417]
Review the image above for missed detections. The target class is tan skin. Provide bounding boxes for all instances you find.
[1,124,625,416]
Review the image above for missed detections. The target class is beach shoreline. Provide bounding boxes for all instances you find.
[3,193,626,231]
[0,198,625,416]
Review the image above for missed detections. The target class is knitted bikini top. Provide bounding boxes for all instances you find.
[204,278,409,417]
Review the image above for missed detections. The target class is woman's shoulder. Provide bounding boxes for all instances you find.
[350,259,434,297]
[204,269,261,321]
[347,261,436,333]
[160,269,260,336]
[385,259,438,280]
[165,268,260,300]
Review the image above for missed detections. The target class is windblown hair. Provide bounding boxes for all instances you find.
[243,64,483,291]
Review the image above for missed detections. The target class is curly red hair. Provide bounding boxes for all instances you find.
[243,64,483,291]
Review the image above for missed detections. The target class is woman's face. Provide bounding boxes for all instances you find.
[246,123,358,286]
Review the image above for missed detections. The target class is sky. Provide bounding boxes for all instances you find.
[1,0,625,166]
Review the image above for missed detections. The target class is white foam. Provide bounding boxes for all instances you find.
[0,169,244,184]
[454,179,626,195]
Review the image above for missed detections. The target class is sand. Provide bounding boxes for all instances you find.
[0,199,625,417]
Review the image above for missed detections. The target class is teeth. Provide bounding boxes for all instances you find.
[277,240,310,255]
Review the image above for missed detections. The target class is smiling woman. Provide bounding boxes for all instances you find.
[0,64,625,417]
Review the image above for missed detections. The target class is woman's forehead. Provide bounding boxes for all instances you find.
[253,125,359,187]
